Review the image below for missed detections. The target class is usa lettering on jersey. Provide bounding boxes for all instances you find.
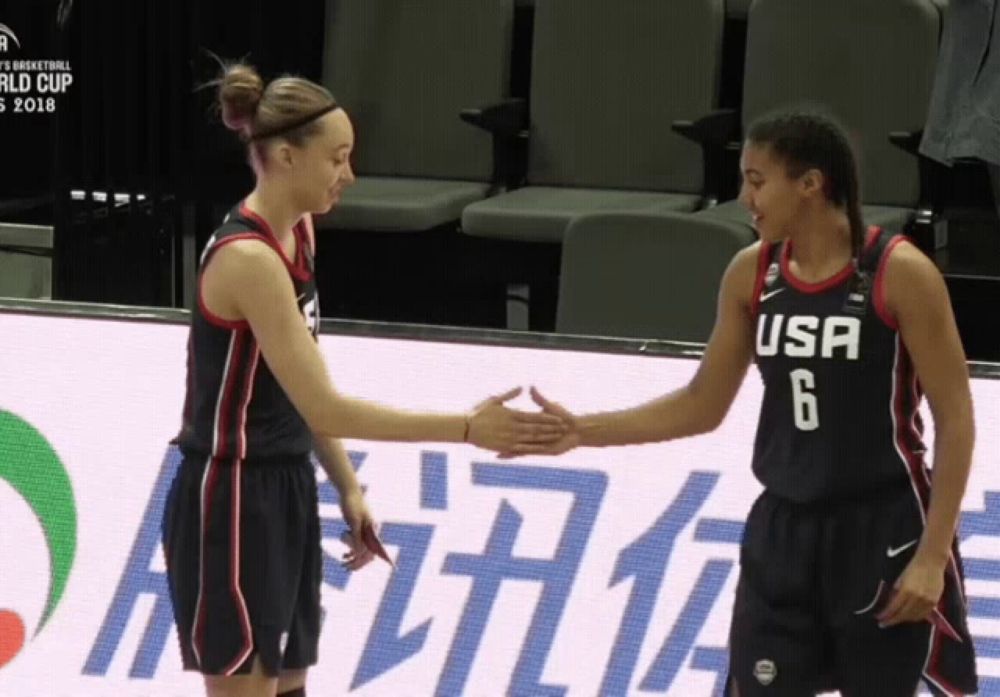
[756,314,861,360]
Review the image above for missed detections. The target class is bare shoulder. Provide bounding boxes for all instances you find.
[730,240,764,274]
[200,238,293,321]
[882,238,947,315]
[876,239,951,323]
[883,237,939,279]
[207,237,287,282]
[722,240,765,308]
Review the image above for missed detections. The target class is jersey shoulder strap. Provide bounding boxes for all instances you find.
[216,205,268,238]
[860,226,899,274]
[200,206,272,266]
[843,226,899,316]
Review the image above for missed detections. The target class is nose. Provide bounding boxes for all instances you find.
[738,181,752,210]
[341,161,356,187]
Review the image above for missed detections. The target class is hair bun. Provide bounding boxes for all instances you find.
[219,64,264,134]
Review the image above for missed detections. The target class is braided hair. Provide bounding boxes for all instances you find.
[747,110,865,263]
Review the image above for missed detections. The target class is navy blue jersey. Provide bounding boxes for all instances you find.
[749,228,929,504]
[175,203,319,460]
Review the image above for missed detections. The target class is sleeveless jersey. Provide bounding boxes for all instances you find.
[750,227,929,504]
[175,203,320,460]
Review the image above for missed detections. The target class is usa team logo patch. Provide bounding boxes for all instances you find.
[754,658,777,686]
[764,262,780,287]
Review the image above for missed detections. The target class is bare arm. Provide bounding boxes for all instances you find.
[886,241,974,567]
[200,240,564,449]
[876,240,975,627]
[313,435,361,497]
[530,243,760,450]
[312,434,380,570]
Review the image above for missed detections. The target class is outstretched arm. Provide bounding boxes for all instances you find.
[201,239,567,452]
[521,242,761,454]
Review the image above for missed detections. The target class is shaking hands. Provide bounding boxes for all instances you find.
[466,386,580,457]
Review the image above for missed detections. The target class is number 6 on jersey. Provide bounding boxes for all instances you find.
[790,368,819,431]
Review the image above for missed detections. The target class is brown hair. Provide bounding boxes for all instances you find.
[747,110,865,262]
[213,61,337,157]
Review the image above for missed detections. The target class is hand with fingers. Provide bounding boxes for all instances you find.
[525,387,580,455]
[339,488,377,572]
[484,387,580,458]
[876,553,946,630]
[466,387,573,456]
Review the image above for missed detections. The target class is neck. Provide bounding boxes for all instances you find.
[787,206,852,274]
[244,181,302,244]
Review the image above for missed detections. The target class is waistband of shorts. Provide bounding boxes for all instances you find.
[764,476,917,512]
[179,447,312,468]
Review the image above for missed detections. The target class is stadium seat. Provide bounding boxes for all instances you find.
[314,0,515,232]
[692,0,943,236]
[461,0,727,244]
[556,211,756,341]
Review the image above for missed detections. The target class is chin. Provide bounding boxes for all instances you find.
[314,198,337,215]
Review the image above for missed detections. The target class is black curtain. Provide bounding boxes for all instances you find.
[0,0,323,305]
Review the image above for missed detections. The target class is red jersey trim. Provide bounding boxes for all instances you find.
[780,226,881,294]
[873,235,912,331]
[291,220,313,277]
[197,232,265,330]
[222,459,254,675]
[302,212,317,256]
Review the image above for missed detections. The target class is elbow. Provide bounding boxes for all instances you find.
[303,414,338,439]
[936,396,975,439]
[938,411,975,450]
[652,411,717,443]
[929,412,975,473]
[303,395,352,440]
[649,387,724,442]
[308,423,341,439]
[694,409,725,436]
[686,385,727,436]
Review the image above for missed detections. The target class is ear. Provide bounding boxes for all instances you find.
[799,168,825,198]
[274,142,295,169]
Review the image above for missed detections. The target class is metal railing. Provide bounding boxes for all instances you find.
[2,297,999,380]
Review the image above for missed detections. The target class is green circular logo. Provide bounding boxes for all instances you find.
[0,410,76,668]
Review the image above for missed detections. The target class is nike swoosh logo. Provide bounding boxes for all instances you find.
[886,539,918,558]
[297,293,306,302]
[759,288,785,303]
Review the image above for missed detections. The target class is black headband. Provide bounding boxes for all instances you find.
[249,102,339,141]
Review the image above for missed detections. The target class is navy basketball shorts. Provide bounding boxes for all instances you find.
[161,453,323,676]
[726,482,978,696]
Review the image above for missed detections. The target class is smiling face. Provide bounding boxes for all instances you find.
[262,108,356,215]
[295,108,356,214]
[738,141,828,244]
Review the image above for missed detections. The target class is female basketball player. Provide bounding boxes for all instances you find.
[162,62,567,697]
[522,112,979,695]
